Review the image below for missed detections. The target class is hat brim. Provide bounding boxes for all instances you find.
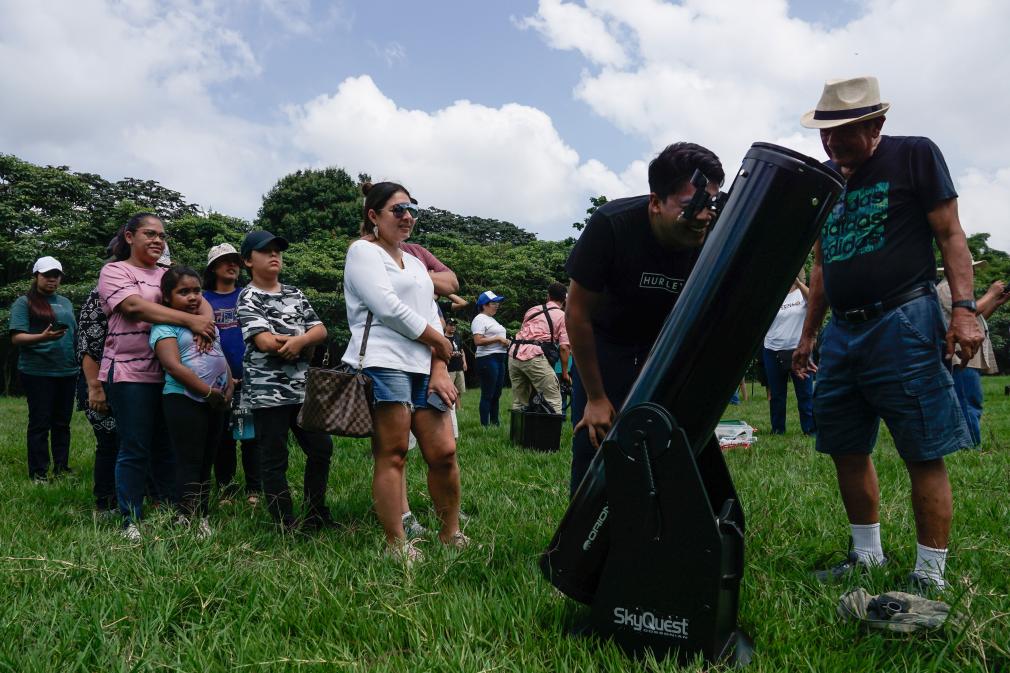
[800,103,890,129]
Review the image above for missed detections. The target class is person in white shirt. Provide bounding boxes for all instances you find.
[470,291,509,426]
[343,181,468,563]
[762,272,816,435]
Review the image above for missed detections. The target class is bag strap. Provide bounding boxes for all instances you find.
[541,303,557,342]
[357,312,373,370]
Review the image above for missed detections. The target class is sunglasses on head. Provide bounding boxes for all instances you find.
[388,202,419,219]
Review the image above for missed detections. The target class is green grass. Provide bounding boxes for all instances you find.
[0,381,1008,672]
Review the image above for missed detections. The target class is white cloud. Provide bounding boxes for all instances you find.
[286,75,635,238]
[956,168,1010,252]
[0,0,286,219]
[515,0,629,68]
[522,0,1010,245]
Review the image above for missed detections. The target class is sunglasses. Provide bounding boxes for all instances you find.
[388,203,419,219]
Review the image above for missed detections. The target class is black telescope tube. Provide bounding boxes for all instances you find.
[540,143,843,603]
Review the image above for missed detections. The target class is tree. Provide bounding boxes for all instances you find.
[257,167,361,240]
[572,195,608,232]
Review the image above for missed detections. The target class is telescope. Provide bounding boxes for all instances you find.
[540,143,844,664]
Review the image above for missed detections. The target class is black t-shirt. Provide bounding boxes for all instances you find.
[821,135,957,310]
[447,333,464,372]
[566,195,701,349]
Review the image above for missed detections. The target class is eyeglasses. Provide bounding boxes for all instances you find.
[137,228,169,241]
[388,203,419,220]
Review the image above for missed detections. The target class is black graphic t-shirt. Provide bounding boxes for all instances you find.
[566,195,701,349]
[821,135,957,310]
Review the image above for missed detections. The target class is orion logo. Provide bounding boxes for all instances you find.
[613,607,689,639]
[582,506,609,551]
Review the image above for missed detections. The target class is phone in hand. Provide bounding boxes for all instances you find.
[426,391,449,412]
[50,322,69,331]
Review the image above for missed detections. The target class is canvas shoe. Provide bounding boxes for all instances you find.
[195,517,213,540]
[906,571,944,597]
[121,522,141,542]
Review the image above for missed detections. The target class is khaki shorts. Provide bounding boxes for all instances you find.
[449,369,466,396]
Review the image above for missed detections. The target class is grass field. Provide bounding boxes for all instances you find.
[1,380,1008,672]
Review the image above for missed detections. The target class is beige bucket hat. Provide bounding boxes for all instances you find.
[801,76,890,129]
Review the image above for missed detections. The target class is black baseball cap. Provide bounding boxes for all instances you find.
[240,230,289,258]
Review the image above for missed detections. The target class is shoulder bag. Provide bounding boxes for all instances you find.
[297,313,374,437]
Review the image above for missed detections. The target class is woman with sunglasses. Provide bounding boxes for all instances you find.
[343,181,467,563]
[8,256,78,483]
[98,212,218,541]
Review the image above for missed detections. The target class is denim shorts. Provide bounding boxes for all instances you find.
[813,293,971,461]
[362,367,432,409]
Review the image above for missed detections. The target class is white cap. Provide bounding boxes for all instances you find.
[157,242,172,267]
[32,256,63,275]
[206,242,241,268]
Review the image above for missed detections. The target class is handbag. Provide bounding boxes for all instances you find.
[297,313,374,437]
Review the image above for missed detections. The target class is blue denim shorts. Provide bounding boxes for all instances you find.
[813,292,971,461]
[362,367,432,409]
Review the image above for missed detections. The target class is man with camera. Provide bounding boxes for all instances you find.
[792,76,980,592]
[565,142,724,495]
[508,282,570,415]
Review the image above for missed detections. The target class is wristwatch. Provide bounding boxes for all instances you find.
[951,299,977,312]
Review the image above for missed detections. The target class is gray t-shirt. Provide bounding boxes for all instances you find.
[237,284,321,409]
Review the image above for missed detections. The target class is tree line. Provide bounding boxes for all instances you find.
[3,152,1009,392]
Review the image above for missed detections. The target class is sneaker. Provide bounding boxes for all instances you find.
[384,539,424,566]
[246,493,260,506]
[814,550,888,583]
[195,517,213,540]
[31,475,49,485]
[907,571,944,596]
[458,509,471,524]
[173,514,191,528]
[121,522,141,542]
[402,513,427,540]
[440,530,471,550]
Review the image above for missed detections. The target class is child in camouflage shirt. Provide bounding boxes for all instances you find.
[236,231,334,532]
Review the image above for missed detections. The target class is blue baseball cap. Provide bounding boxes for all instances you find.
[476,290,505,307]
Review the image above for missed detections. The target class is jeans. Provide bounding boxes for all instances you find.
[106,379,176,522]
[20,373,76,479]
[569,340,650,496]
[164,394,225,518]
[813,293,970,460]
[91,423,119,510]
[253,404,333,525]
[952,366,983,446]
[476,353,507,426]
[761,347,816,434]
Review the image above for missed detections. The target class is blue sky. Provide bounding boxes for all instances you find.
[2,0,1008,246]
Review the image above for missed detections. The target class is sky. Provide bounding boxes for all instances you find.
[2,0,1009,247]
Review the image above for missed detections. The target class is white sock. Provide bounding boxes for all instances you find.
[851,523,885,565]
[914,543,947,589]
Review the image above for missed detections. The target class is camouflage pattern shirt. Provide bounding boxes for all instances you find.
[237,284,322,409]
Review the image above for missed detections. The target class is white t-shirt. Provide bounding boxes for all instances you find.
[342,240,440,375]
[471,312,507,357]
[764,288,806,351]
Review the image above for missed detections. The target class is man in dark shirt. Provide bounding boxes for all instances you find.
[565,142,724,494]
[792,76,981,592]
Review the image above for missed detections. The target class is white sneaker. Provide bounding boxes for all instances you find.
[384,539,424,567]
[195,517,213,540]
[121,522,141,542]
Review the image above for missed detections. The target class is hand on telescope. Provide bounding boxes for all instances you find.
[791,335,818,380]
[575,396,616,449]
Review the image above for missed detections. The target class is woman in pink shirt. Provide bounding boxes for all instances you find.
[98,212,216,541]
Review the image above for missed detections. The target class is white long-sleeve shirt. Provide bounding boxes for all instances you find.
[342,240,440,374]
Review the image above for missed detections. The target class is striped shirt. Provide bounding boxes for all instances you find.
[97,261,166,384]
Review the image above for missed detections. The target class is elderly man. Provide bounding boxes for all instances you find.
[793,76,981,592]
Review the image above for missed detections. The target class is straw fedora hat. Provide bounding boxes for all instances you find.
[801,76,890,129]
